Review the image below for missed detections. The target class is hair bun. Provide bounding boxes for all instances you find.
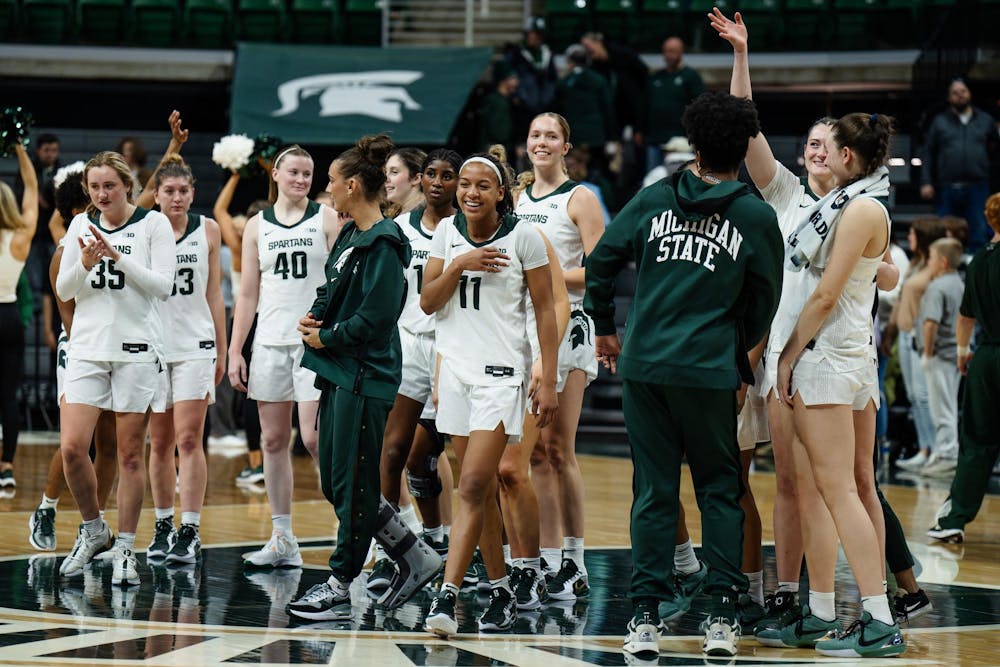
[487,144,508,165]
[357,134,395,167]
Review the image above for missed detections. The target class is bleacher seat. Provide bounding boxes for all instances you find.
[738,0,784,52]
[882,0,921,47]
[593,0,637,44]
[688,0,734,51]
[832,0,883,50]
[77,0,129,44]
[544,0,592,52]
[132,0,181,47]
[290,0,341,43]
[185,0,232,47]
[784,0,830,50]
[236,0,287,42]
[0,0,18,40]
[22,0,73,43]
[344,0,381,45]
[637,0,685,51]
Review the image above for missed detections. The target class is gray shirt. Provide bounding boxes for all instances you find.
[919,271,964,362]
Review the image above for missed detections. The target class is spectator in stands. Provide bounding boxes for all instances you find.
[565,147,612,225]
[641,136,696,189]
[504,17,559,148]
[643,37,704,175]
[555,46,616,162]
[116,136,154,191]
[920,78,997,251]
[478,61,519,160]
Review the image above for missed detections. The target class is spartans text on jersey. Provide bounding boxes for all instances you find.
[647,209,744,272]
[267,238,314,252]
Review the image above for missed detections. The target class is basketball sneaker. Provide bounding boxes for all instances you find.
[147,518,176,560]
[622,608,666,658]
[425,588,458,637]
[366,556,395,592]
[814,612,906,657]
[756,604,840,648]
[244,529,303,568]
[701,615,741,656]
[752,589,798,634]
[287,581,352,621]
[513,566,547,610]
[111,546,140,587]
[893,589,932,621]
[477,586,516,632]
[166,524,201,564]
[29,507,57,551]
[547,558,589,601]
[659,563,708,621]
[927,523,965,544]
[60,521,113,578]
[236,464,264,485]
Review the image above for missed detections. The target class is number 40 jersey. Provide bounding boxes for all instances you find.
[256,202,328,346]
[160,214,217,362]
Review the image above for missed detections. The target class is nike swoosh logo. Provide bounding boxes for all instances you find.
[264,230,275,236]
[858,630,899,648]
[451,242,464,248]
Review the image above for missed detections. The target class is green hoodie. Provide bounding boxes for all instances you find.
[584,170,783,390]
[301,218,412,402]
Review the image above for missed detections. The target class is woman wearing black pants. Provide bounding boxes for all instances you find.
[0,143,39,489]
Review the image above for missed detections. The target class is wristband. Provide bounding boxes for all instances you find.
[957,345,970,357]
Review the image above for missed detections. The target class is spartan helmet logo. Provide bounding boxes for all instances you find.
[333,247,354,274]
[271,71,424,122]
[570,309,591,350]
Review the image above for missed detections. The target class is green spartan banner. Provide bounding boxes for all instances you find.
[231,43,493,145]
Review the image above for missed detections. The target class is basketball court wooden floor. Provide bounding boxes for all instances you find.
[0,440,997,666]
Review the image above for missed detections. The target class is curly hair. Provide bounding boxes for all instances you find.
[681,91,761,175]
[985,192,1000,235]
[55,170,90,221]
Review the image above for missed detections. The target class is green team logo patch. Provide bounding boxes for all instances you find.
[570,309,591,350]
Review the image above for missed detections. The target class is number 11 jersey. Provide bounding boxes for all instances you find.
[256,201,328,346]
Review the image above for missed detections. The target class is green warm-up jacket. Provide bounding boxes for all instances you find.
[301,218,412,402]
[584,169,783,390]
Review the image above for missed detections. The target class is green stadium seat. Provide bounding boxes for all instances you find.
[236,0,287,42]
[592,0,636,44]
[832,0,883,50]
[687,0,734,51]
[738,0,784,52]
[132,0,181,47]
[783,0,830,50]
[77,0,129,44]
[22,0,73,43]
[344,0,381,45]
[290,0,341,43]
[0,0,19,41]
[544,0,592,52]
[185,0,232,47]
[882,0,922,47]
[638,0,685,51]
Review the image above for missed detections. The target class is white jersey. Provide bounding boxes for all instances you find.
[431,213,549,387]
[809,198,890,371]
[759,162,822,358]
[395,207,436,336]
[515,180,587,302]
[256,201,328,345]
[57,208,174,362]
[160,214,216,362]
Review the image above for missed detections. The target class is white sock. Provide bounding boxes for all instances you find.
[809,590,836,622]
[778,581,800,593]
[399,503,420,534]
[503,543,512,565]
[862,594,895,625]
[490,575,511,594]
[524,557,541,575]
[674,539,700,575]
[424,524,444,541]
[154,507,173,521]
[272,514,292,534]
[181,512,200,527]
[443,525,451,537]
[99,510,105,521]
[116,532,136,550]
[563,536,586,573]
[83,516,104,536]
[373,542,388,562]
[40,495,58,511]
[746,570,764,607]
[511,557,524,570]
[541,547,561,570]
[441,582,459,596]
[326,573,350,596]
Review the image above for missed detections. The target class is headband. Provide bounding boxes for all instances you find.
[461,157,504,184]
[273,147,301,167]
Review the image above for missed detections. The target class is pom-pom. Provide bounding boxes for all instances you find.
[247,133,283,177]
[212,134,255,172]
[53,161,86,189]
[0,107,33,158]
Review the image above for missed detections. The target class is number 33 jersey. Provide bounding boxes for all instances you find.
[159,214,216,362]
[256,201,328,346]
[430,213,548,387]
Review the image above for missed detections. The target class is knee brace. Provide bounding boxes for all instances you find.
[406,466,443,499]
[417,418,446,457]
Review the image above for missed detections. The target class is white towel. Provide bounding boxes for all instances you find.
[785,166,890,272]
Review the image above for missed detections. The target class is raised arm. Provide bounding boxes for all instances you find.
[136,110,189,209]
[709,8,777,190]
[13,144,38,251]
[213,172,244,255]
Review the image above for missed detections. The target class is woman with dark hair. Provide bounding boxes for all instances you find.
[422,145,560,636]
[585,90,782,659]
[776,112,907,657]
[286,134,440,621]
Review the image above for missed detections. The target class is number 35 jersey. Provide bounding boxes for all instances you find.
[430,213,548,387]
[256,201,328,346]
[159,214,216,362]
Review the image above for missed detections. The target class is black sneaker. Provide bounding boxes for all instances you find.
[421,531,449,560]
[366,557,395,592]
[147,518,176,560]
[753,589,797,634]
[893,589,933,622]
[166,524,201,564]
[287,582,352,621]
[478,586,516,632]
[547,558,589,601]
[425,588,458,637]
[513,567,547,611]
[29,507,57,551]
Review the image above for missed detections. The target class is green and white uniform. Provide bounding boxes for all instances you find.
[584,170,783,617]
[250,201,327,403]
[394,207,437,409]
[516,180,598,391]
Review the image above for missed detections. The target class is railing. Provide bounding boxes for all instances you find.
[381,0,531,47]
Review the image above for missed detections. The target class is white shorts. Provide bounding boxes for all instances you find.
[528,305,599,393]
[738,390,769,451]
[63,358,167,413]
[398,330,436,405]
[791,351,879,411]
[436,360,525,442]
[165,358,216,408]
[248,343,321,403]
[759,351,780,401]
[56,333,69,403]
